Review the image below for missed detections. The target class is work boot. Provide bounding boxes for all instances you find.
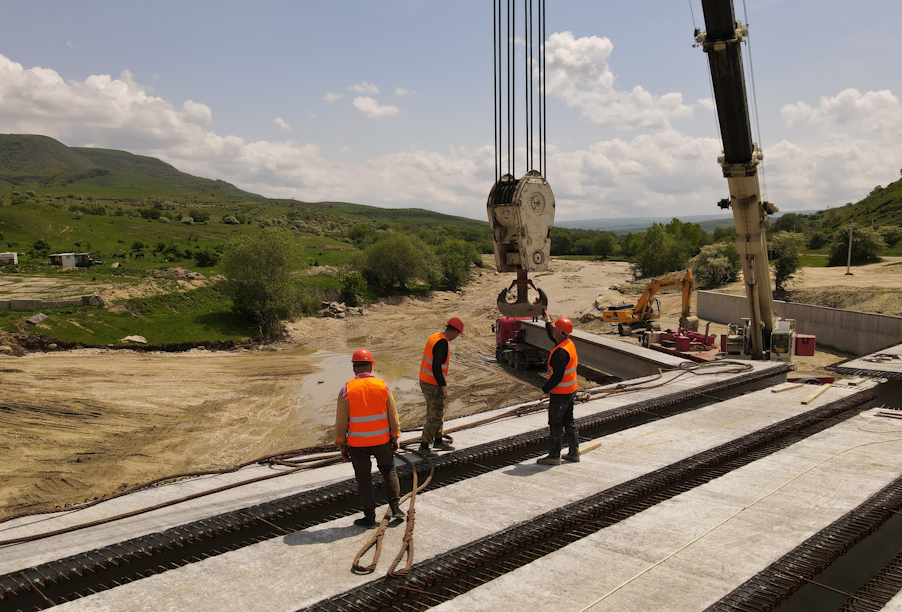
[388,503,405,520]
[433,438,455,452]
[353,514,378,529]
[417,444,438,458]
[536,436,562,466]
[563,433,581,462]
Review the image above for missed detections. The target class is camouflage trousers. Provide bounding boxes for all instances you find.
[420,380,445,445]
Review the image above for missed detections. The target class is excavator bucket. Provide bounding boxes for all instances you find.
[497,285,548,318]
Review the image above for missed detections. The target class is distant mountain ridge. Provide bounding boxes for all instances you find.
[0,134,259,198]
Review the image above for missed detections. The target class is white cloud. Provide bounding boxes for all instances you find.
[697,98,715,112]
[347,80,378,94]
[306,111,315,119]
[1,53,898,222]
[544,31,694,131]
[781,88,902,135]
[395,88,416,97]
[352,96,400,119]
[66,41,75,49]
[324,92,343,103]
[273,117,292,131]
[182,100,212,125]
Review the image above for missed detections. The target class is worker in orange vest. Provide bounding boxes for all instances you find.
[335,348,404,528]
[417,317,464,457]
[537,309,580,466]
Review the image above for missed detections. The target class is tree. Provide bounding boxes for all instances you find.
[342,271,368,306]
[631,223,684,278]
[768,232,805,293]
[32,239,51,254]
[435,239,478,289]
[131,241,145,251]
[549,227,573,256]
[689,241,741,288]
[356,232,429,289]
[220,227,307,338]
[827,226,886,266]
[591,232,617,259]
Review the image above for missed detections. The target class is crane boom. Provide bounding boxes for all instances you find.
[698,0,776,360]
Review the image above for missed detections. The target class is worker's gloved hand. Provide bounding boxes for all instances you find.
[391,437,399,452]
[340,446,350,462]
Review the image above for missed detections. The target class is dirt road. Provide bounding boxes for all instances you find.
[2,257,901,518]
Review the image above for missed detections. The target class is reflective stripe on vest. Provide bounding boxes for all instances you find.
[548,338,578,394]
[419,332,449,386]
[345,377,391,446]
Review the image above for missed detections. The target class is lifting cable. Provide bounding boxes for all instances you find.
[0,361,753,548]
[494,0,547,180]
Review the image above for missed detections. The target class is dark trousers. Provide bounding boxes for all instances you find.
[348,442,401,518]
[548,392,577,439]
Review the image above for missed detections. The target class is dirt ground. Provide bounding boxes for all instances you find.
[2,257,901,518]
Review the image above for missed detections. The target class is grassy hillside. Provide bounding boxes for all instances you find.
[808,179,902,233]
[306,201,488,230]
[0,134,259,198]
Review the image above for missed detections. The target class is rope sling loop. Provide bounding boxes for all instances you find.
[351,446,435,575]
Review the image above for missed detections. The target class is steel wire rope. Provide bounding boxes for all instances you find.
[578,424,902,611]
[492,2,500,183]
[0,361,754,547]
[741,0,768,201]
[351,447,434,576]
[541,0,547,177]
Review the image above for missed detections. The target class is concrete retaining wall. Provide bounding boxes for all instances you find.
[698,290,902,355]
[0,296,101,312]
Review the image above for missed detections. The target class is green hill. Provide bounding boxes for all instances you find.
[807,179,902,233]
[0,134,259,198]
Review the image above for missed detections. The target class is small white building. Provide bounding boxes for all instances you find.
[0,252,17,265]
[48,253,92,268]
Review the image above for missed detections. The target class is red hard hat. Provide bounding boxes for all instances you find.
[447,317,465,334]
[554,317,573,335]
[351,348,375,364]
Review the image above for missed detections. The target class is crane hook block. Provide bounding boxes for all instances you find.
[486,170,555,273]
[497,285,548,318]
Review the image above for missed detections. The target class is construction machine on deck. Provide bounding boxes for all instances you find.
[603,269,699,337]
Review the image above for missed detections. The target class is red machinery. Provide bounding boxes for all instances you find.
[492,317,548,370]
[643,328,718,362]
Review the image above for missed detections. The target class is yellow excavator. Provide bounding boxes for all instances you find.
[602,269,699,337]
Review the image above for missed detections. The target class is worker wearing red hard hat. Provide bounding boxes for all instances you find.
[335,348,403,528]
[417,317,464,457]
[537,309,580,466]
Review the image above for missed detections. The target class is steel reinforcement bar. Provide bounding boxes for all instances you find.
[300,389,876,612]
[709,472,902,611]
[0,364,789,611]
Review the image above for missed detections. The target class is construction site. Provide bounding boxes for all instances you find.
[3,1,902,611]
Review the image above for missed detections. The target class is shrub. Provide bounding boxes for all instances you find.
[807,230,828,250]
[689,241,741,288]
[827,226,886,266]
[223,215,240,225]
[878,225,902,247]
[592,232,617,259]
[181,217,194,225]
[194,246,221,267]
[131,241,145,251]
[342,271,368,306]
[631,224,686,279]
[189,209,211,223]
[33,239,51,253]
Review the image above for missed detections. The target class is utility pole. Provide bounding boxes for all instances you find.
[845,218,854,275]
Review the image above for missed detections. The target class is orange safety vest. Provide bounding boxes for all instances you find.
[345,377,391,447]
[419,332,449,386]
[548,338,578,394]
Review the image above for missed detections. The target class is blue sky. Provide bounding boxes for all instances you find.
[1,0,900,222]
